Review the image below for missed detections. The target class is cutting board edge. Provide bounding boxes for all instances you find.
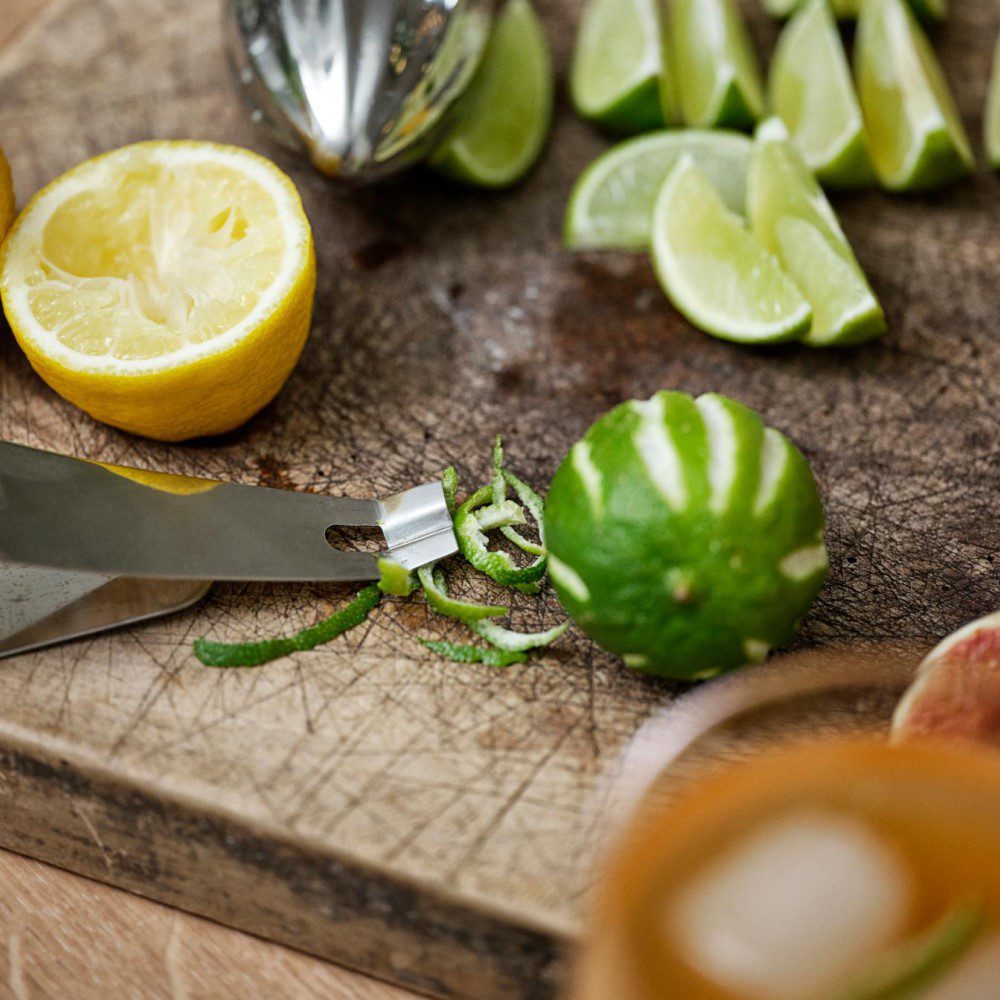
[0,727,569,1000]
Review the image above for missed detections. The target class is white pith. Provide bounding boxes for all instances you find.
[631,396,688,511]
[548,555,591,603]
[695,394,739,515]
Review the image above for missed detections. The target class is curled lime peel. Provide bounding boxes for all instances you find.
[417,563,508,622]
[474,500,526,531]
[377,557,417,596]
[194,585,381,668]
[418,639,528,667]
[455,485,547,587]
[491,436,546,556]
[470,619,569,652]
[442,465,459,513]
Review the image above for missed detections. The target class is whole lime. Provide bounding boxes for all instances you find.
[545,392,828,679]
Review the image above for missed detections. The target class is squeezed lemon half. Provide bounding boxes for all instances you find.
[0,141,315,441]
[0,147,14,239]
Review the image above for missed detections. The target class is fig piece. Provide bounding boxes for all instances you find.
[892,612,1000,748]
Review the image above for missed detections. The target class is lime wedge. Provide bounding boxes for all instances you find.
[987,36,1000,170]
[764,0,947,21]
[769,0,874,188]
[570,0,675,132]
[564,130,752,251]
[669,0,765,129]
[854,0,973,192]
[651,155,811,344]
[748,120,886,348]
[430,0,553,189]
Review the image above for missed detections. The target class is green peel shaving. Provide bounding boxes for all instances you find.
[192,439,567,670]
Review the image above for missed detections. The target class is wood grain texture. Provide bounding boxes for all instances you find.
[0,849,416,1000]
[0,0,997,997]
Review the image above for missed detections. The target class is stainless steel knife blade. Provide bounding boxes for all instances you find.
[0,441,458,581]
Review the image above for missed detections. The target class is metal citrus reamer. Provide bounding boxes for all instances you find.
[0,441,457,658]
[226,0,495,181]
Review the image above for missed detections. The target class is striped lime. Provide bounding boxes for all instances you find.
[544,391,828,679]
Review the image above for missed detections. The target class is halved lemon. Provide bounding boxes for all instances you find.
[0,147,14,239]
[0,141,315,441]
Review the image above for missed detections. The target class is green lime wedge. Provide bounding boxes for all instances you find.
[854,0,973,192]
[564,129,752,251]
[544,391,828,679]
[651,155,811,344]
[669,0,765,129]
[748,120,886,347]
[987,36,1000,170]
[769,0,874,188]
[570,0,675,132]
[764,0,947,22]
[429,0,553,189]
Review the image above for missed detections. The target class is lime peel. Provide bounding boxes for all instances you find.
[194,584,381,668]
[417,564,508,623]
[418,639,528,667]
[470,620,569,652]
[455,485,547,587]
[378,557,417,596]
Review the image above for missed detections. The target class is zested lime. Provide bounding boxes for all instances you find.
[544,391,828,679]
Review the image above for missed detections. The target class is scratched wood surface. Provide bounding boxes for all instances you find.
[0,0,997,997]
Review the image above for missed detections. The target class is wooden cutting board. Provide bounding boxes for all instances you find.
[0,0,997,997]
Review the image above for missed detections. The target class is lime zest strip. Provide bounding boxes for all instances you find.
[417,564,508,622]
[491,436,547,556]
[194,584,381,668]
[469,619,569,652]
[455,485,547,587]
[418,639,528,667]
[834,899,984,1000]
[378,557,417,596]
[442,465,459,513]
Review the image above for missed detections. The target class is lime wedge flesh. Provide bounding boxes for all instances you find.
[748,121,886,348]
[669,0,765,129]
[570,0,672,131]
[651,156,811,344]
[987,37,1000,170]
[430,0,553,189]
[764,0,947,21]
[854,0,972,192]
[769,0,874,188]
[564,130,752,251]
